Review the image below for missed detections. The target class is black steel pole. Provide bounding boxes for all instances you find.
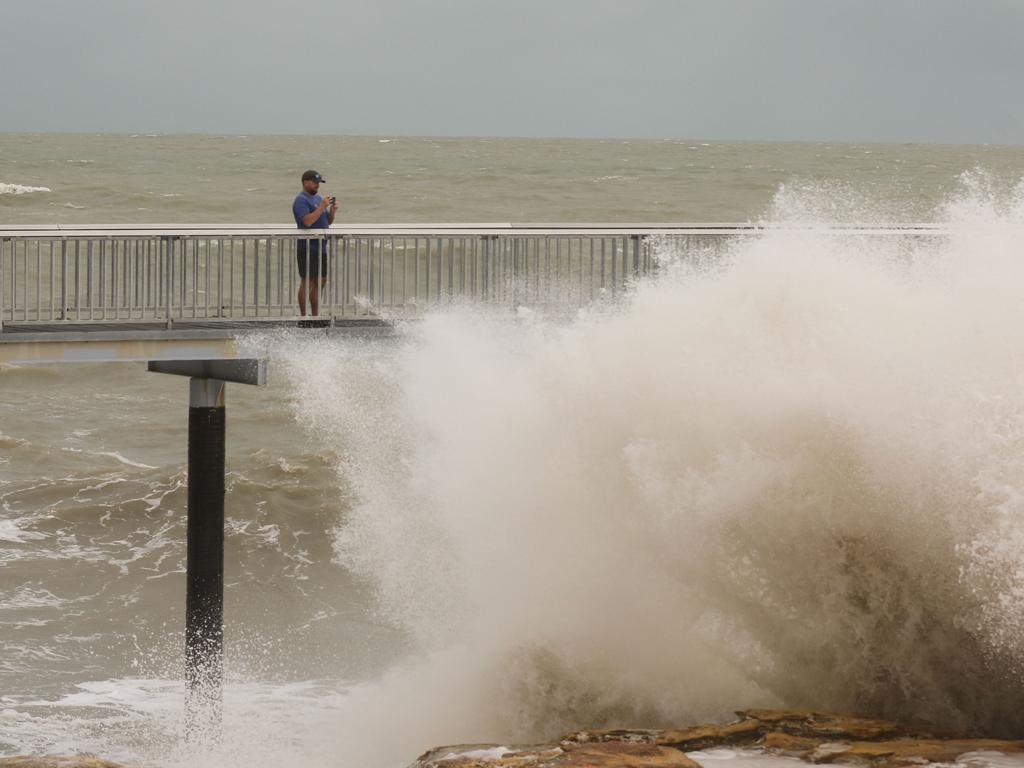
[185,377,226,743]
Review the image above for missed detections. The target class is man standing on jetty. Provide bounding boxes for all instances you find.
[292,170,337,317]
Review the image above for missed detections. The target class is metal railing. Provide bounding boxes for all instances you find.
[0,224,950,329]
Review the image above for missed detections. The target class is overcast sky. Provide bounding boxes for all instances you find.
[2,0,1022,143]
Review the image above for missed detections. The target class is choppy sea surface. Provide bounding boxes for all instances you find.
[3,133,1024,224]
[4,134,1024,767]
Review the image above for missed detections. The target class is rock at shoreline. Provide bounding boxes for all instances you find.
[410,709,1024,768]
[8,710,1024,768]
[414,742,700,768]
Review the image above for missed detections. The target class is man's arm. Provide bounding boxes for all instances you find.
[300,199,330,228]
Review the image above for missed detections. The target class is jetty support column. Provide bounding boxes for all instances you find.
[148,358,267,744]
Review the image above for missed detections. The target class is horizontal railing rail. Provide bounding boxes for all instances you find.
[0,224,965,329]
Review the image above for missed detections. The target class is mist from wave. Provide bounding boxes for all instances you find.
[266,174,1024,766]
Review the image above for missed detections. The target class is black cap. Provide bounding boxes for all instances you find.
[301,170,326,183]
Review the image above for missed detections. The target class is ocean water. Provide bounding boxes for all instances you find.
[3,135,1024,767]
[3,134,1024,225]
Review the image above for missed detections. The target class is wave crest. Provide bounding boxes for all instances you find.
[0,182,51,195]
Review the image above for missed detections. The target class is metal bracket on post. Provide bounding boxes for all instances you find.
[147,358,266,745]
[149,359,267,386]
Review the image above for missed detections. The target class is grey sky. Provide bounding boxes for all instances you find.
[2,0,1023,143]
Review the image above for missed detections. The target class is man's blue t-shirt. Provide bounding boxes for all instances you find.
[293,192,329,229]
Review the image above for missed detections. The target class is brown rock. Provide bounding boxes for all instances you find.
[657,719,765,750]
[556,744,700,767]
[762,732,821,757]
[562,718,764,750]
[563,710,918,752]
[411,742,699,768]
[736,710,936,741]
[412,709,1024,768]
[561,730,665,747]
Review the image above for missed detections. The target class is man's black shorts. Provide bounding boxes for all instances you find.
[296,239,329,279]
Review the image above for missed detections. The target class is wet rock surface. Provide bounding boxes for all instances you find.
[7,710,1023,768]
[411,709,1024,768]
[413,742,700,768]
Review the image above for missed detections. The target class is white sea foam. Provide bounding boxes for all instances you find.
[0,182,50,195]
[687,749,810,768]
[955,753,1024,768]
[93,451,157,470]
[437,746,513,761]
[2,586,72,610]
[1,678,351,768]
[269,175,1024,766]
[0,518,47,544]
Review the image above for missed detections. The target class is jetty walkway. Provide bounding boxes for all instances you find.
[0,223,947,364]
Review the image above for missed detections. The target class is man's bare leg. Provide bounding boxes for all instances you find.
[297,279,309,316]
[309,280,319,316]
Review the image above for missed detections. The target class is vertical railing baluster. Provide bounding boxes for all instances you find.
[469,236,477,301]
[35,240,41,321]
[228,239,235,317]
[331,235,340,317]
[122,239,129,318]
[447,237,454,303]
[378,236,385,308]
[166,236,175,327]
[265,238,271,315]
[221,237,227,315]
[403,240,411,313]
[13,240,19,322]
[424,237,431,309]
[192,239,199,319]
[180,237,186,319]
[145,239,152,319]
[74,240,81,320]
[413,237,419,310]
[340,236,349,317]
[276,239,283,317]
[611,237,618,297]
[352,235,360,315]
[99,239,107,320]
[9,239,14,323]
[86,240,94,321]
[48,239,55,321]
[0,237,5,331]
[370,236,378,313]
[241,239,248,318]
[127,240,135,320]
[544,236,551,307]
[389,236,396,310]
[113,239,120,320]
